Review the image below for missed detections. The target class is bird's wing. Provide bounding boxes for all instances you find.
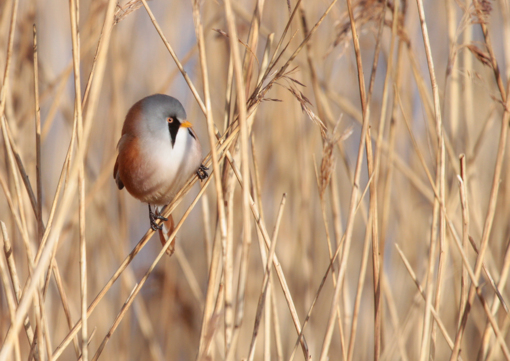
[113,156,124,190]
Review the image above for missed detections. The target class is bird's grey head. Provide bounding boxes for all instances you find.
[137,94,190,147]
[141,94,187,125]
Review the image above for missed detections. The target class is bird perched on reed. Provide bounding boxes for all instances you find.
[113,94,208,255]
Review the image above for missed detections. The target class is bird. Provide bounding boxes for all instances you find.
[113,94,208,255]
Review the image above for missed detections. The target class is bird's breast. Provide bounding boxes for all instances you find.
[117,129,201,206]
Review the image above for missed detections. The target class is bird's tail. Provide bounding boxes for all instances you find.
[158,214,175,257]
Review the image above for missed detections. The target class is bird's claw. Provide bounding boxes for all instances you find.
[150,222,163,231]
[196,164,209,180]
[149,205,168,231]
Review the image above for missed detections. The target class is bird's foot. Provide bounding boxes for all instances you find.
[149,205,168,231]
[196,164,209,180]
[150,221,163,231]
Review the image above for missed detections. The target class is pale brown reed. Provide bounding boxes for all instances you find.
[1,0,510,360]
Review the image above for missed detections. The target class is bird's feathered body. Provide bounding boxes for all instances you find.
[114,94,202,207]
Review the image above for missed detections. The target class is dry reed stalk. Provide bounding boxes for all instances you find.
[502,1,510,80]
[0,0,17,120]
[417,184,508,357]
[49,256,80,357]
[288,178,357,361]
[413,2,446,360]
[0,176,36,345]
[1,112,51,361]
[485,248,510,359]
[458,154,470,332]
[187,0,229,357]
[3,121,38,216]
[247,193,286,361]
[140,0,206,113]
[379,5,406,311]
[104,224,166,361]
[395,244,457,352]
[174,243,205,307]
[487,314,510,361]
[461,0,474,149]
[32,24,44,254]
[80,0,117,142]
[328,84,438,204]
[450,0,510,357]
[346,207,373,361]
[2,0,115,358]
[473,2,505,100]
[2,0,510,360]
[221,91,237,361]
[445,0,460,137]
[398,81,509,338]
[70,0,115,358]
[480,241,510,358]
[298,2,326,125]
[33,126,77,263]
[346,2,394,358]
[368,2,401,358]
[40,65,72,141]
[90,173,214,361]
[300,3,347,350]
[240,0,266,97]
[53,134,217,352]
[269,279,283,361]
[199,0,339,356]
[0,222,22,361]
[222,0,252,356]
[31,1,115,324]
[291,149,353,359]
[168,5,343,360]
[52,121,238,359]
[328,171,348,360]
[5,11,85,358]
[68,0,88,359]
[1,119,33,253]
[316,140,345,347]
[250,132,282,361]
[319,0,369,358]
[201,193,212,267]
[225,139,310,359]
[380,274,409,361]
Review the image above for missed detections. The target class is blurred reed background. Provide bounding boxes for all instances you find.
[1,0,510,360]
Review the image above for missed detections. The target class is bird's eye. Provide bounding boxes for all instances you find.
[167,117,174,123]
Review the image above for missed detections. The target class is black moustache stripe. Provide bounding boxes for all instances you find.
[168,122,179,148]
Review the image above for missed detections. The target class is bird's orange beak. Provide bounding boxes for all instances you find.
[180,120,192,128]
